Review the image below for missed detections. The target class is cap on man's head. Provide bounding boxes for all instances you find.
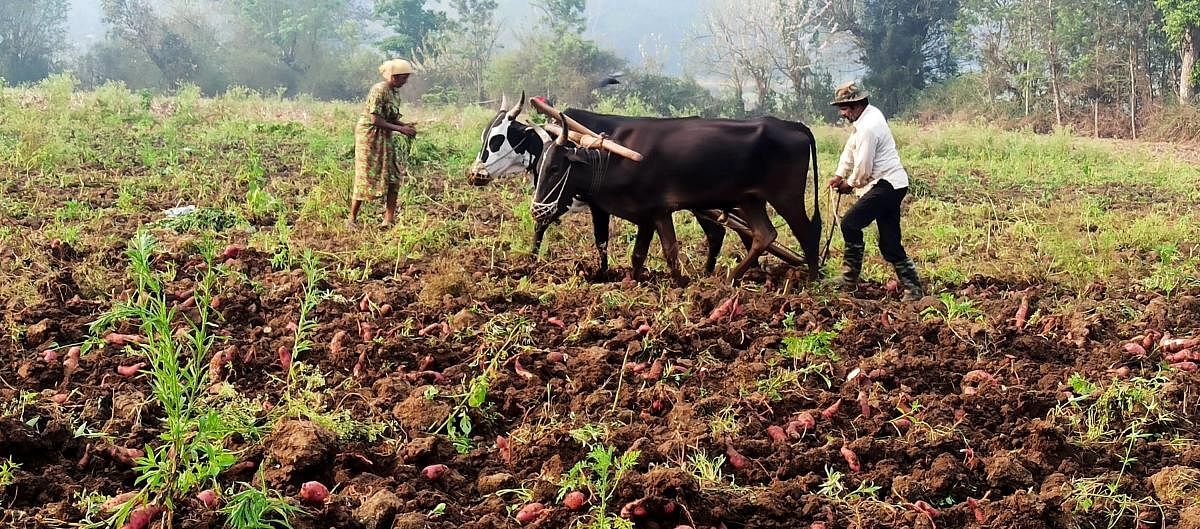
[379,59,414,80]
[830,81,869,106]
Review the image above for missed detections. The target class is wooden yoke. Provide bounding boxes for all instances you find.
[529,97,644,162]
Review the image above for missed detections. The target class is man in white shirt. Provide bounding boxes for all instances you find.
[826,82,924,301]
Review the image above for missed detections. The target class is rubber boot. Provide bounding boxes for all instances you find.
[893,258,925,301]
[827,242,864,289]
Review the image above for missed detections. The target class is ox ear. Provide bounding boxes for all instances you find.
[507,90,525,120]
[565,149,592,165]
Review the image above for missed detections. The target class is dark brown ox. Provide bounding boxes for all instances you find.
[531,112,822,283]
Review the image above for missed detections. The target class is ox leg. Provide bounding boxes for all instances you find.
[654,214,686,286]
[771,195,822,280]
[694,211,725,276]
[630,222,655,281]
[590,206,610,279]
[727,200,777,284]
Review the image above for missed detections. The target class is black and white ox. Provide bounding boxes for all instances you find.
[466,95,753,278]
[531,111,822,284]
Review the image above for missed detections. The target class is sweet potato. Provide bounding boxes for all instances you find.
[840,444,861,472]
[1171,361,1198,372]
[418,354,435,371]
[358,294,371,312]
[620,499,647,519]
[422,464,448,480]
[43,349,58,363]
[514,358,534,380]
[278,346,292,371]
[1161,337,1199,353]
[961,370,998,395]
[196,489,218,509]
[707,297,737,322]
[496,436,512,464]
[405,370,446,384]
[563,491,586,511]
[222,244,243,259]
[100,491,139,513]
[546,351,565,364]
[104,333,144,346]
[210,295,221,309]
[767,425,788,443]
[299,481,329,504]
[885,279,900,292]
[858,390,871,418]
[967,497,984,523]
[725,443,749,470]
[353,350,368,377]
[418,322,441,336]
[50,393,69,404]
[104,445,144,466]
[358,322,375,342]
[637,323,652,335]
[641,359,664,381]
[547,316,565,329]
[822,399,841,420]
[378,303,393,316]
[911,500,940,519]
[208,347,231,382]
[118,503,162,529]
[329,331,347,357]
[1123,342,1147,356]
[786,412,815,439]
[62,346,80,384]
[1108,366,1131,378]
[116,363,145,377]
[516,502,545,524]
[1165,350,1200,363]
[1014,293,1030,330]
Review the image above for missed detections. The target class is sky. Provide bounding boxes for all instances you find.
[64,0,862,81]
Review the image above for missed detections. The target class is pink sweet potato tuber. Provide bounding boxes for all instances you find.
[547,316,566,329]
[967,497,985,523]
[620,499,648,519]
[100,491,139,513]
[358,294,371,312]
[118,503,162,529]
[358,322,375,342]
[725,443,749,470]
[196,489,218,509]
[418,354,435,371]
[116,363,145,377]
[104,333,144,347]
[637,323,652,335]
[1165,350,1200,363]
[911,500,940,519]
[378,303,393,316]
[496,436,512,464]
[299,481,329,504]
[418,322,441,337]
[514,357,534,380]
[329,331,347,356]
[516,503,546,524]
[278,346,292,371]
[822,399,841,420]
[840,444,861,473]
[422,464,448,480]
[1123,342,1147,356]
[1161,337,1199,353]
[767,425,788,443]
[858,390,871,418]
[104,444,144,466]
[961,370,998,395]
[1014,293,1030,330]
[353,350,368,377]
[208,347,231,383]
[546,351,565,364]
[222,244,243,259]
[641,359,664,381]
[43,349,58,363]
[563,491,586,511]
[62,346,81,384]
[707,297,739,322]
[1172,361,1198,372]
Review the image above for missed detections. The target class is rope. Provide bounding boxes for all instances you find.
[820,190,842,269]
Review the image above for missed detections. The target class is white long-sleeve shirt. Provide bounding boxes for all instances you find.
[833,105,909,196]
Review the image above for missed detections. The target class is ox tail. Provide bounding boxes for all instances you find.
[808,127,820,233]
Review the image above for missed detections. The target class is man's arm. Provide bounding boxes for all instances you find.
[846,128,877,188]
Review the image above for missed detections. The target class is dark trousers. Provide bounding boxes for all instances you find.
[841,180,909,264]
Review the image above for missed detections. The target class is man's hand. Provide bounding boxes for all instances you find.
[837,182,853,194]
[827,176,844,189]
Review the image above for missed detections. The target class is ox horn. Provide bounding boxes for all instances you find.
[499,94,508,112]
[554,111,569,145]
[531,123,552,144]
[507,90,525,120]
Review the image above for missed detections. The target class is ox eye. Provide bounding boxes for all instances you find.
[488,134,505,152]
[480,149,489,162]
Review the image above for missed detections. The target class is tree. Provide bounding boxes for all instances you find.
[834,0,961,112]
[533,0,587,34]
[101,0,202,87]
[0,0,69,84]
[374,0,449,59]
[1156,0,1200,102]
[418,0,499,101]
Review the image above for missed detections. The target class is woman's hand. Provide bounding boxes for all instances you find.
[396,125,417,138]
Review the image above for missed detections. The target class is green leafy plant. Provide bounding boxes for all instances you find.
[0,457,19,488]
[921,293,984,322]
[817,466,881,503]
[556,429,640,529]
[221,479,306,529]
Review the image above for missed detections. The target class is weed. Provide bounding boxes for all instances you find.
[221,479,306,529]
[921,293,984,322]
[707,405,740,439]
[0,457,18,488]
[556,431,640,529]
[817,466,881,503]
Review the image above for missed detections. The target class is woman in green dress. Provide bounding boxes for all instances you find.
[349,58,418,227]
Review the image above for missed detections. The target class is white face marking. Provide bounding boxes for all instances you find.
[474,114,532,178]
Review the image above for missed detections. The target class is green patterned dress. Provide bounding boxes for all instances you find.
[353,82,408,201]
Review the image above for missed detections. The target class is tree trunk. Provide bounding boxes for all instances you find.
[1046,0,1063,128]
[1130,32,1137,139]
[1182,26,1198,103]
